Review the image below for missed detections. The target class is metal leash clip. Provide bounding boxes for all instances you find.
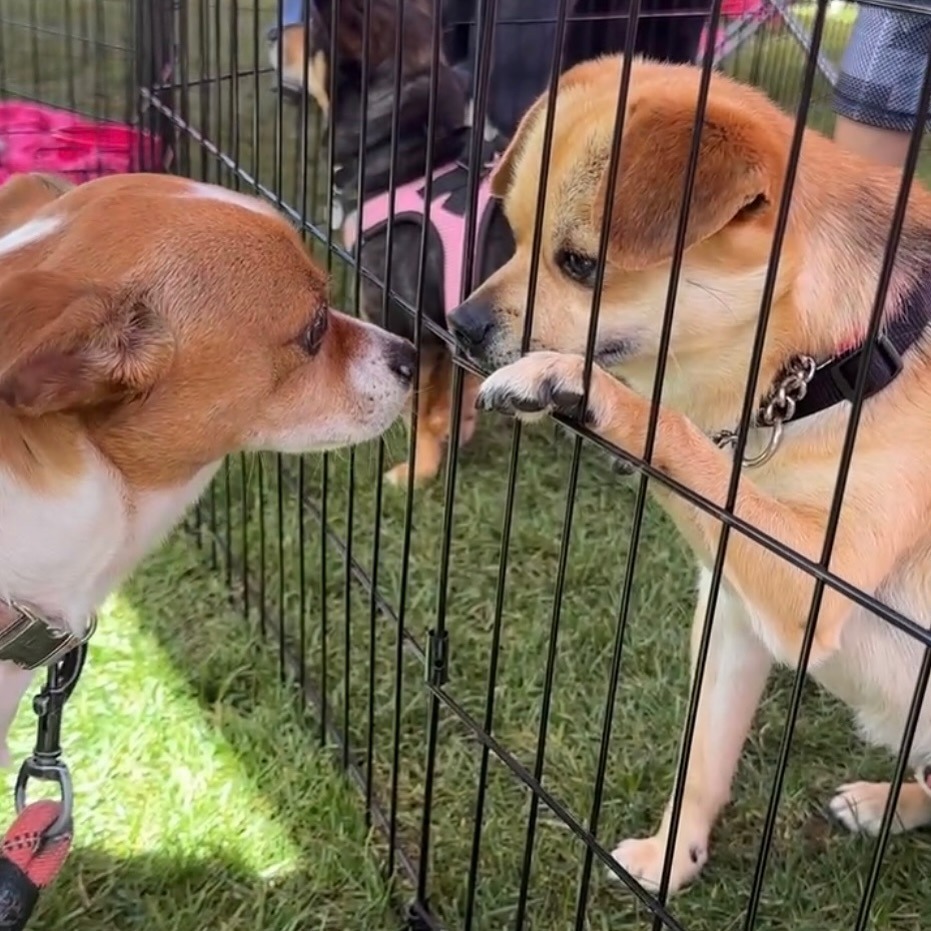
[713,355,816,469]
[13,641,91,840]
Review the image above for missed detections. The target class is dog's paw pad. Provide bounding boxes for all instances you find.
[512,394,551,414]
[827,782,890,836]
[610,455,636,476]
[551,390,597,425]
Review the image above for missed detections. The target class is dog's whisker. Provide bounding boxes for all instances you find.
[685,278,739,320]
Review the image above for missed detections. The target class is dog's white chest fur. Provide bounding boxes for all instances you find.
[815,556,931,763]
[0,445,218,765]
[727,543,931,765]
[0,446,218,631]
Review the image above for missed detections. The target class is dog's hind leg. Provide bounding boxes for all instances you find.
[385,351,481,486]
[611,569,773,894]
[457,370,481,449]
[385,347,449,487]
[829,777,931,835]
[0,664,36,767]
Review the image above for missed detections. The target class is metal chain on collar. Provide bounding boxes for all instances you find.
[713,354,817,469]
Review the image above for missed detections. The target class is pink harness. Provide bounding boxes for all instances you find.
[342,162,495,316]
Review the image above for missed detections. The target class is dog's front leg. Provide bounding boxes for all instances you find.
[611,568,772,892]
[0,664,35,767]
[477,353,780,893]
[477,352,899,665]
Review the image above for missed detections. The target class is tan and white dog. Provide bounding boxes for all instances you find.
[0,172,413,763]
[449,57,931,892]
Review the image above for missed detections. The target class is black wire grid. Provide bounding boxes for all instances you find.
[2,0,930,928]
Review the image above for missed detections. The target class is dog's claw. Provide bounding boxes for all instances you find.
[476,376,595,425]
[550,389,590,421]
[474,390,497,413]
[512,396,547,413]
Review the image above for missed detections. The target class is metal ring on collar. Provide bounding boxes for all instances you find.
[742,421,784,469]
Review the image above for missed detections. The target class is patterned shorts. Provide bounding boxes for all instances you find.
[833,1,931,132]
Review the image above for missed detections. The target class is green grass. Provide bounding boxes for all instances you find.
[4,2,931,930]
[1,538,398,931]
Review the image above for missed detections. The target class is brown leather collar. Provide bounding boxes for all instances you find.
[0,600,96,670]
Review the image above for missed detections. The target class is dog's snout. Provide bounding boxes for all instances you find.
[448,298,497,352]
[266,24,279,42]
[387,339,417,386]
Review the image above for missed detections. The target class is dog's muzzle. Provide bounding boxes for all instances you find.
[448,296,499,360]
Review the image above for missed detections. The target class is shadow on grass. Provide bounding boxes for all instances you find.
[51,536,405,931]
[109,493,931,931]
[34,845,400,931]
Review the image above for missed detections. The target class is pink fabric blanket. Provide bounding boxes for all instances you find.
[0,102,163,186]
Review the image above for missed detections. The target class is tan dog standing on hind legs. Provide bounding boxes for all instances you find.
[0,171,414,771]
[449,56,931,893]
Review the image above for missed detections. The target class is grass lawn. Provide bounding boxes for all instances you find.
[1,538,399,931]
[3,1,931,930]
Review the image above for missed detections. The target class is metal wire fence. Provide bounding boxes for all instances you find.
[3,0,931,928]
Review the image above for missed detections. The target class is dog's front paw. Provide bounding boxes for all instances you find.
[384,462,413,488]
[829,782,895,835]
[610,833,707,894]
[384,460,443,489]
[826,781,931,835]
[476,352,601,426]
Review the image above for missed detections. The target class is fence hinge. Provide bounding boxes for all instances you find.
[426,628,449,688]
[405,900,437,931]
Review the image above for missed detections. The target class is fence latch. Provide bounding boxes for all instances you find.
[426,629,449,688]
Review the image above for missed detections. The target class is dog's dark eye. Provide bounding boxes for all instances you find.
[299,312,328,356]
[557,249,598,285]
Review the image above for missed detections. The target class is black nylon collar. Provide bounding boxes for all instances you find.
[785,278,931,423]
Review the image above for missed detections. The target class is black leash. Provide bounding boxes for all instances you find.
[0,644,88,930]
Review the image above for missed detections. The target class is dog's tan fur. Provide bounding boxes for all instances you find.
[454,57,931,892]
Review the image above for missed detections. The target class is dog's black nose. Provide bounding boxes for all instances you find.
[266,24,279,42]
[387,339,417,385]
[448,297,497,352]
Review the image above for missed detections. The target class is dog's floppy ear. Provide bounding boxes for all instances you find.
[489,95,547,200]
[0,271,174,416]
[594,94,782,270]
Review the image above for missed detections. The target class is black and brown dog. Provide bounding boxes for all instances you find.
[269,0,515,487]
